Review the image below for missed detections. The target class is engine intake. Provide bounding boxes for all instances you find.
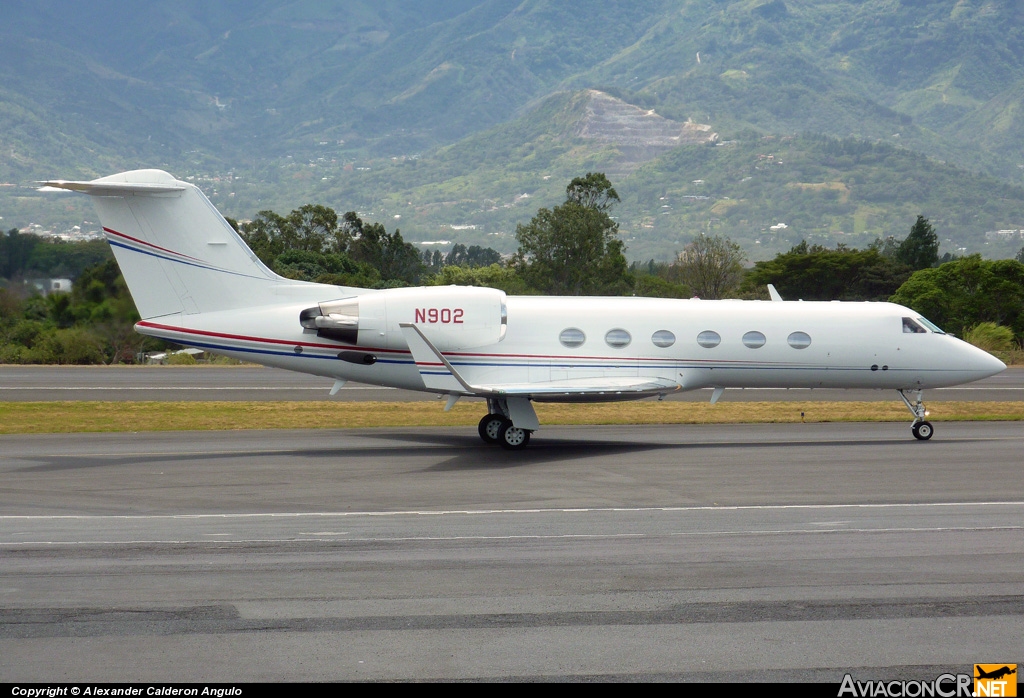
[300,298,359,344]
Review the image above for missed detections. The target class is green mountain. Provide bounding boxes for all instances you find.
[245,89,1024,262]
[3,1,1024,260]
[576,0,1024,183]
[5,1,1024,172]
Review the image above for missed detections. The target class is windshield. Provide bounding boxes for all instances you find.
[902,317,926,334]
[916,316,946,334]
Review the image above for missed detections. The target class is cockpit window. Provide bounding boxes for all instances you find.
[902,317,927,334]
[916,316,945,334]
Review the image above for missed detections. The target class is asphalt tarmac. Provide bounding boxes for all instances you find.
[1,364,1022,401]
[1,422,1022,682]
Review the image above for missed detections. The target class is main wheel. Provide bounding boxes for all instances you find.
[478,414,509,444]
[498,422,531,450]
[912,421,933,440]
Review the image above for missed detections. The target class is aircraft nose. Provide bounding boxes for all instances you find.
[969,345,1007,378]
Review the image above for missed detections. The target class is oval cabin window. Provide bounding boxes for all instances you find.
[697,330,721,348]
[742,331,766,349]
[605,328,632,348]
[559,328,586,348]
[651,330,676,348]
[787,331,811,349]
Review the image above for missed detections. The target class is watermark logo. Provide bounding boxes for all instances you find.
[837,667,1018,698]
[974,665,1017,697]
[838,673,972,697]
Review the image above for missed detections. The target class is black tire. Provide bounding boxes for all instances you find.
[478,414,508,444]
[499,422,531,450]
[912,421,934,440]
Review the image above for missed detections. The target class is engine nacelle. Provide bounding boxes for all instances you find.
[300,286,507,351]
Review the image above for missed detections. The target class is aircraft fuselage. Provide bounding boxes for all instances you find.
[134,293,1003,395]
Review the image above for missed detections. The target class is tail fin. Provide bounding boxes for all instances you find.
[43,169,287,319]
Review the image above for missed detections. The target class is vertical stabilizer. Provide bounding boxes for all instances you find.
[43,170,283,319]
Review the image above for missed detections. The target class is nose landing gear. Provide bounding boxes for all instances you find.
[898,389,933,440]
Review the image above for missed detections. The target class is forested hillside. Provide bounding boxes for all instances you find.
[4,1,1024,260]
[254,92,1024,261]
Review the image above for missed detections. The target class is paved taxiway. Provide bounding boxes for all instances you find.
[2,422,1022,681]
[1,364,1022,401]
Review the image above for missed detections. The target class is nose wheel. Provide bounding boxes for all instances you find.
[898,389,933,440]
[911,420,933,440]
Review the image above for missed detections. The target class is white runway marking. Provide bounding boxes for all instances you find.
[3,500,1022,520]
[0,386,393,390]
[2,502,1022,546]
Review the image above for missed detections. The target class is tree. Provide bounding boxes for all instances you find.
[889,255,1024,339]
[239,211,289,266]
[675,234,746,299]
[241,208,420,287]
[633,274,689,298]
[241,205,347,264]
[444,243,502,268]
[0,230,111,281]
[512,174,632,295]
[345,213,424,284]
[870,235,901,260]
[895,215,939,270]
[286,204,344,255]
[565,172,619,212]
[427,264,531,295]
[271,249,380,288]
[741,241,910,301]
[0,229,39,280]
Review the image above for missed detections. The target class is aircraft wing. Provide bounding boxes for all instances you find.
[400,323,682,401]
[481,376,682,402]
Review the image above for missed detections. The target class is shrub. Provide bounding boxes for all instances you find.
[167,351,198,365]
[34,328,106,364]
[962,322,1017,352]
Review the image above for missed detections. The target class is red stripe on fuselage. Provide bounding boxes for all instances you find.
[136,320,405,354]
[136,320,804,366]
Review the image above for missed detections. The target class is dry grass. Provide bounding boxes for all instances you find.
[1,400,1022,434]
[993,348,1024,366]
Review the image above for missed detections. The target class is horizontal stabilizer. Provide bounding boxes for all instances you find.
[40,179,186,195]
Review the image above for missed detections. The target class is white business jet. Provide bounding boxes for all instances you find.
[43,170,1006,449]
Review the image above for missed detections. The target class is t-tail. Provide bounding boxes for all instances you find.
[41,169,357,319]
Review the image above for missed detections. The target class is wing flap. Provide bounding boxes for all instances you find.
[498,376,682,402]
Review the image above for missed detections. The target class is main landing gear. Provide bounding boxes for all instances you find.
[898,389,933,441]
[477,399,532,451]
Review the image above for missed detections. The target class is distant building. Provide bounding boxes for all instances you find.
[144,348,206,364]
[27,278,72,295]
[983,229,1023,241]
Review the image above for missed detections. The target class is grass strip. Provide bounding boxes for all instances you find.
[1,400,1023,434]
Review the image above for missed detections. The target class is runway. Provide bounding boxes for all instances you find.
[1,364,1022,401]
[2,422,1022,681]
